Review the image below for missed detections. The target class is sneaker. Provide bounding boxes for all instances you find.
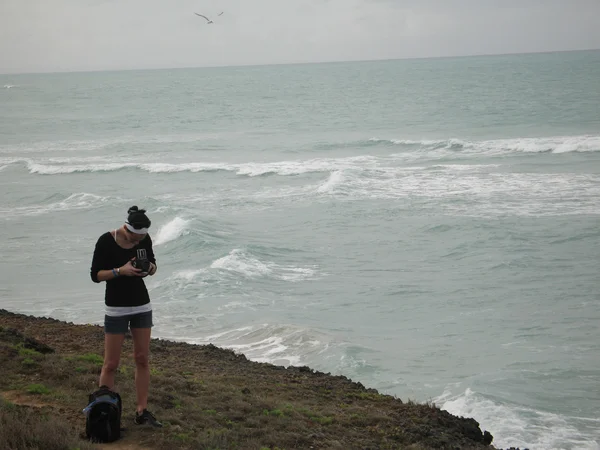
[134,409,163,428]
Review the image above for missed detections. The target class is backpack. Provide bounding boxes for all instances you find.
[83,386,122,443]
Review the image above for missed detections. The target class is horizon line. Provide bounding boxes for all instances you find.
[1,47,599,77]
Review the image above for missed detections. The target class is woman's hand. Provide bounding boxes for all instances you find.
[139,262,157,277]
[119,258,143,277]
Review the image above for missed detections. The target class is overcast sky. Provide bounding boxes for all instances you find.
[1,0,599,74]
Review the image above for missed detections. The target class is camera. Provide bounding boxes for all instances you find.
[132,249,151,273]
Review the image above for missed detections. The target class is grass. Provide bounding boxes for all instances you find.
[0,309,498,449]
[26,384,52,395]
[16,344,44,358]
[0,398,96,450]
[76,354,103,365]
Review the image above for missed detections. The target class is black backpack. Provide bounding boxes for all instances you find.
[84,386,122,443]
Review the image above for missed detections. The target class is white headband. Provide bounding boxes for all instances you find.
[125,222,149,234]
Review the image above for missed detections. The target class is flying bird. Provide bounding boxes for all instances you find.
[217,12,224,16]
[194,13,213,24]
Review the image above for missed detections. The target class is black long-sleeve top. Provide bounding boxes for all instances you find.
[90,231,157,307]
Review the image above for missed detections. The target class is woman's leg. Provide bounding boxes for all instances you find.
[131,326,151,413]
[100,332,126,389]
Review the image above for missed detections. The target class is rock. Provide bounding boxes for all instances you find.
[483,430,493,445]
[0,328,54,354]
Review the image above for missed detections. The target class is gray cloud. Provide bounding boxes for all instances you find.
[1,0,599,73]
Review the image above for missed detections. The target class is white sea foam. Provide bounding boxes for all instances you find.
[161,250,318,297]
[151,206,175,214]
[186,323,331,367]
[313,168,600,216]
[317,170,345,194]
[235,156,377,177]
[172,269,207,282]
[481,135,600,154]
[12,138,600,217]
[218,300,262,312]
[372,135,600,155]
[24,160,228,175]
[211,249,272,277]
[193,161,600,217]
[0,157,25,167]
[0,193,112,217]
[23,155,379,177]
[56,193,110,210]
[437,388,600,450]
[20,134,596,178]
[157,270,210,300]
[0,133,222,155]
[27,161,137,174]
[211,249,317,281]
[153,217,191,246]
[141,162,228,173]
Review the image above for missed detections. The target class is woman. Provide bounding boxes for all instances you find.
[90,206,162,428]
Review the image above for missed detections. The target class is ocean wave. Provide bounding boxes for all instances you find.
[0,157,26,166]
[157,323,337,368]
[211,249,318,281]
[0,193,113,218]
[371,135,600,155]
[18,135,598,178]
[23,155,380,177]
[45,192,111,212]
[438,388,600,450]
[150,156,377,177]
[150,318,375,385]
[316,170,345,194]
[151,159,600,217]
[159,249,318,298]
[310,168,600,216]
[27,161,138,174]
[140,162,229,173]
[0,133,222,155]
[153,217,191,246]
[20,156,490,180]
[18,161,596,218]
[206,324,311,365]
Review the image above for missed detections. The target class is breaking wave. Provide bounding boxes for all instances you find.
[369,135,600,154]
[153,217,191,246]
[437,388,600,450]
[12,134,599,177]
[0,193,112,218]
[210,249,318,281]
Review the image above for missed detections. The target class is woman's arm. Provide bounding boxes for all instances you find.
[91,234,144,282]
[145,234,157,276]
[96,268,120,282]
[96,259,143,281]
[90,236,107,283]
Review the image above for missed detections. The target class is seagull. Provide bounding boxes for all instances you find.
[217,12,224,16]
[194,13,213,24]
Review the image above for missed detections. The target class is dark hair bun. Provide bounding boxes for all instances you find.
[126,206,151,229]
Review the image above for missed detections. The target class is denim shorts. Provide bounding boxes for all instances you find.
[104,311,153,334]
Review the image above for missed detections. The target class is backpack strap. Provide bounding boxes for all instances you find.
[88,386,122,409]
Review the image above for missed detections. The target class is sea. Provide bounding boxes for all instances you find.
[1,50,599,450]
